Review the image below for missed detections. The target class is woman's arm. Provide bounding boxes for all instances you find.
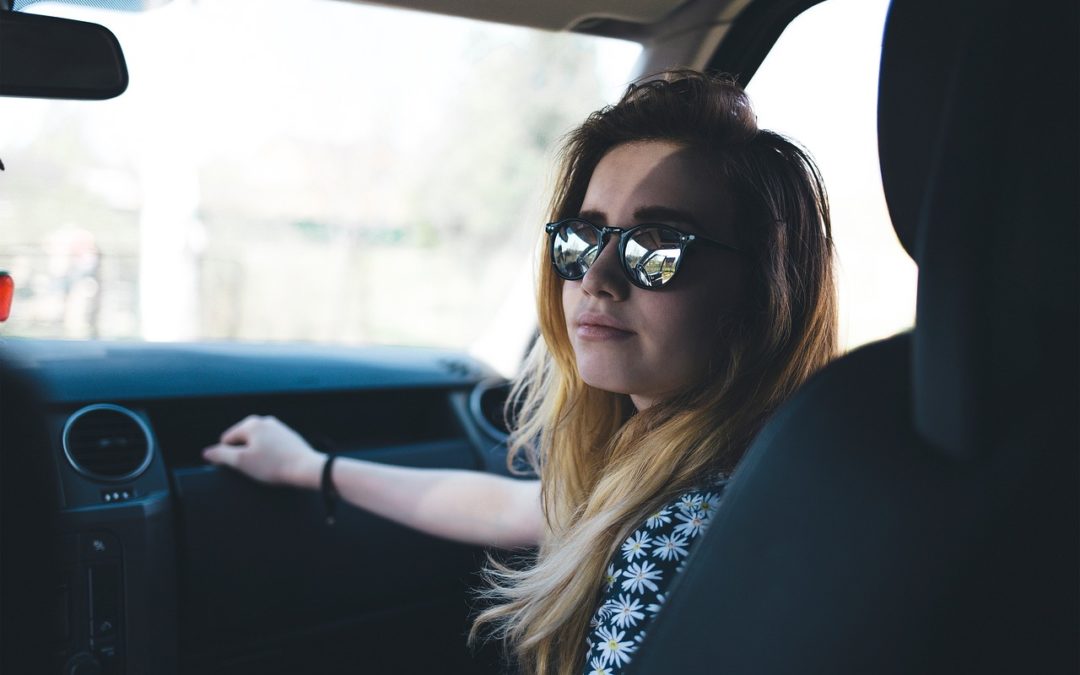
[202,415,543,549]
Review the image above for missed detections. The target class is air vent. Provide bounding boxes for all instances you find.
[62,404,153,482]
[439,358,477,379]
[468,379,513,439]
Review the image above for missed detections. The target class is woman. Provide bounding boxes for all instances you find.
[203,69,837,675]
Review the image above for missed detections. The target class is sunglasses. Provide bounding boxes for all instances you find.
[545,218,741,290]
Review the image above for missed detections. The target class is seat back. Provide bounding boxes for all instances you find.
[0,353,62,672]
[628,0,1078,671]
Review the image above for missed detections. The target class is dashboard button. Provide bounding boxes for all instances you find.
[80,532,121,560]
[64,652,101,675]
[88,564,120,640]
[96,642,120,675]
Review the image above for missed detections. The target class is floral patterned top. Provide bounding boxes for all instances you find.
[580,477,729,675]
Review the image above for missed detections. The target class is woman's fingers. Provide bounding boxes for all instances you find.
[203,441,273,482]
[203,415,321,487]
[220,414,264,445]
[202,443,244,468]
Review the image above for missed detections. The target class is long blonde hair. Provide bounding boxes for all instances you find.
[471,70,839,674]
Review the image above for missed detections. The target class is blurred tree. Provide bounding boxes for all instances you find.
[405,31,610,251]
[0,108,138,251]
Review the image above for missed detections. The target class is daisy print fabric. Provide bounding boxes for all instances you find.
[581,477,728,675]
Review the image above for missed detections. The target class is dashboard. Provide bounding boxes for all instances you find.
[2,339,513,675]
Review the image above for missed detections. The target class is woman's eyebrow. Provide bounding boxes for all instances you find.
[577,209,607,224]
[633,205,700,226]
[574,205,699,226]
[576,206,702,229]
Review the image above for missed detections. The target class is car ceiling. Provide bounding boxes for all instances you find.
[12,0,818,82]
[339,0,769,78]
[15,0,746,34]
[344,0,826,82]
[338,0,742,32]
[342,0,688,30]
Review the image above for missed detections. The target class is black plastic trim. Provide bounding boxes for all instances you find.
[706,0,826,83]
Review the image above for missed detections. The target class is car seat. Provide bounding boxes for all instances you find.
[0,353,63,672]
[627,0,1078,672]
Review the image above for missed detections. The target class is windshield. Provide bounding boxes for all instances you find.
[0,0,641,375]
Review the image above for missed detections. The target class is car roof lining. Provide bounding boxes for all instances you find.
[12,0,820,87]
[10,0,819,50]
[337,0,701,35]
[350,0,827,84]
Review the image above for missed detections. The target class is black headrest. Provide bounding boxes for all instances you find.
[878,0,1078,459]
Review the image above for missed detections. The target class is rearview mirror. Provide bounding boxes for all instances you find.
[0,9,127,100]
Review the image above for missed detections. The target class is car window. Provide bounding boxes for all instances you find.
[747,0,915,351]
[0,0,641,376]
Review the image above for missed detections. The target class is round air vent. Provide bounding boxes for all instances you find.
[469,379,513,440]
[62,404,153,482]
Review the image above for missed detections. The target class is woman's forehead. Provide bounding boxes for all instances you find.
[580,141,735,239]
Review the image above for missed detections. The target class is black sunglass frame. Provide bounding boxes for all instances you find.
[545,217,741,290]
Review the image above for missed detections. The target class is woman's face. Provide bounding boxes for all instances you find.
[561,140,744,410]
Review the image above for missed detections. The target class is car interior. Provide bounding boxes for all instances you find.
[629,1,1078,671]
[0,0,1075,673]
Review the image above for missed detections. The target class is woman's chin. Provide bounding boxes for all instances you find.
[577,365,642,398]
[578,371,630,395]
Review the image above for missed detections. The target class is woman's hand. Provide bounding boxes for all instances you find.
[202,415,325,489]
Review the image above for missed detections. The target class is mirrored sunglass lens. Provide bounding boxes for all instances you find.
[625,227,683,287]
[552,221,600,278]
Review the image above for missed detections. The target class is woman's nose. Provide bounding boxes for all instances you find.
[580,236,629,300]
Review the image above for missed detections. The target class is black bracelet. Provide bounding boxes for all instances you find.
[321,454,339,525]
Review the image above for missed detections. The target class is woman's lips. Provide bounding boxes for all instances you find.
[576,313,635,341]
[577,324,636,340]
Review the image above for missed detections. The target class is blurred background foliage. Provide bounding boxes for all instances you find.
[0,0,637,365]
